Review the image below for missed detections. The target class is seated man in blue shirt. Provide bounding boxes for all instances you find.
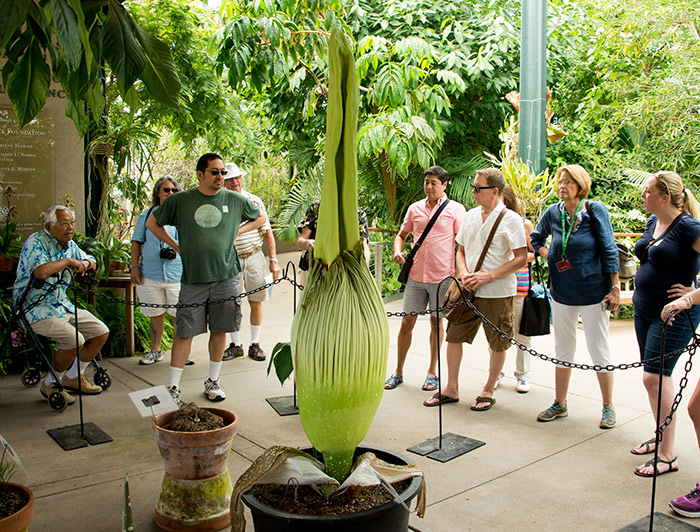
[13,205,109,406]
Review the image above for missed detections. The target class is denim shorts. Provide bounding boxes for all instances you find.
[634,305,700,376]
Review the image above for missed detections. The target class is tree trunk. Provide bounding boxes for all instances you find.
[379,151,397,223]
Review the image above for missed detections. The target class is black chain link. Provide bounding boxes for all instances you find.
[23,271,700,435]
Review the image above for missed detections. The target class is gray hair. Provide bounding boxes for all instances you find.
[44,205,75,227]
[151,176,181,206]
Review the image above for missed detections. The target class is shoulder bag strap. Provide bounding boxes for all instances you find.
[473,208,507,273]
[405,199,450,259]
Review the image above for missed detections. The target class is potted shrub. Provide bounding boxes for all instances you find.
[230,30,425,532]
[0,437,34,532]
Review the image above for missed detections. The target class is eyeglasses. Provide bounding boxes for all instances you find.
[161,187,178,193]
[471,184,497,193]
[557,180,574,187]
[207,169,228,176]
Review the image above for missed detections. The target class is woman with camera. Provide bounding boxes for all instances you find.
[131,176,193,366]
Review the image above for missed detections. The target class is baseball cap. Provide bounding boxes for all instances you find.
[224,162,245,180]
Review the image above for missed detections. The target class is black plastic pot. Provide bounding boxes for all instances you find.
[241,446,422,532]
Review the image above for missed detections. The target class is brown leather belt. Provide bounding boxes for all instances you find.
[238,246,262,259]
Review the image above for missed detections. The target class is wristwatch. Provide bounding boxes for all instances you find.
[269,258,278,263]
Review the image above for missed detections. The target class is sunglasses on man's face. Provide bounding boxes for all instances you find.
[207,169,229,176]
[162,187,178,193]
[471,183,497,193]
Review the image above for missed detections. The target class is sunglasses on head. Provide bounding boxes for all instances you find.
[471,183,497,193]
[207,169,228,176]
[162,187,178,193]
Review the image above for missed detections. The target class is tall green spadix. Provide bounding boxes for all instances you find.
[290,29,389,482]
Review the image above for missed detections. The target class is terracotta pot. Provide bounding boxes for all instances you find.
[0,483,34,532]
[0,255,14,272]
[241,446,423,532]
[152,407,238,479]
[152,407,239,532]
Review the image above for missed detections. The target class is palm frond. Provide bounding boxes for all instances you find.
[620,168,654,190]
[274,167,323,242]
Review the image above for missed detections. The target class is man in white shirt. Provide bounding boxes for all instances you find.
[423,168,527,411]
[222,162,282,361]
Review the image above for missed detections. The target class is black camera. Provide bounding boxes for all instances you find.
[160,247,177,260]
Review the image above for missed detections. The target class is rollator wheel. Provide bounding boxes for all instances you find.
[94,369,112,390]
[21,368,41,387]
[47,391,67,412]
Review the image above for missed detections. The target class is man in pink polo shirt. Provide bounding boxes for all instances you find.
[385,166,466,392]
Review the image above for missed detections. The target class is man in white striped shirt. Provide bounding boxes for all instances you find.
[222,162,282,361]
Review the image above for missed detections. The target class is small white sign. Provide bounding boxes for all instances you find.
[128,385,179,417]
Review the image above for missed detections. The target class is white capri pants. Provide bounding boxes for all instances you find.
[551,299,613,371]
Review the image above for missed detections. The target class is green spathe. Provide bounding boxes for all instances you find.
[314,29,360,266]
[290,29,389,482]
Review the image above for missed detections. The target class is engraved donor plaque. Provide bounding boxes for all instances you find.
[0,107,55,238]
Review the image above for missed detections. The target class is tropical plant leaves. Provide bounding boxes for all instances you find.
[0,0,31,50]
[6,37,50,128]
[49,0,82,70]
[101,0,145,93]
[134,26,181,107]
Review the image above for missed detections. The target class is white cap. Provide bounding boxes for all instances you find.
[224,162,245,180]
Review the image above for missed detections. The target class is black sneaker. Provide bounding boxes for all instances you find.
[248,343,266,361]
[223,342,244,361]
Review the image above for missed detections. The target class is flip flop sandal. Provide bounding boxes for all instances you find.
[630,438,656,455]
[421,375,439,391]
[423,392,459,407]
[470,396,496,411]
[634,457,678,477]
[384,374,403,390]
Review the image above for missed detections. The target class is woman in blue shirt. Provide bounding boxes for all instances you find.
[130,176,192,366]
[530,164,620,430]
[631,171,700,478]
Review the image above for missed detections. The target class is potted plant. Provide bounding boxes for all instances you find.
[151,403,239,532]
[230,30,425,532]
[0,184,22,272]
[0,437,34,532]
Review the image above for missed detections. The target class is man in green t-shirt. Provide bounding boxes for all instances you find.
[146,153,265,403]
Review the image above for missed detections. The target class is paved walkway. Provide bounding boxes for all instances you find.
[2,251,700,531]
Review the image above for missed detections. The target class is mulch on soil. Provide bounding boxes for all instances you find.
[250,479,412,515]
[167,402,225,432]
[0,485,29,520]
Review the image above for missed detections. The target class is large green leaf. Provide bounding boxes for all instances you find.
[133,26,181,107]
[0,0,31,50]
[6,37,50,128]
[101,0,145,93]
[49,0,82,70]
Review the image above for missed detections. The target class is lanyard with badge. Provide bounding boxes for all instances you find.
[556,199,584,272]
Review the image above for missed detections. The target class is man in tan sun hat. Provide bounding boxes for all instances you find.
[222,161,282,362]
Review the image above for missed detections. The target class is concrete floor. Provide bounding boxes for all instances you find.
[2,251,700,531]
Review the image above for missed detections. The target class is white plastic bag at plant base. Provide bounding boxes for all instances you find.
[337,454,422,492]
[257,455,337,487]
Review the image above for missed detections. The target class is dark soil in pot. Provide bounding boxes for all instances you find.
[250,479,412,515]
[0,485,29,519]
[167,402,226,432]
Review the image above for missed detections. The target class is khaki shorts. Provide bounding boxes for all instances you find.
[136,278,180,317]
[30,309,109,350]
[445,296,514,352]
[175,278,242,337]
[239,250,270,303]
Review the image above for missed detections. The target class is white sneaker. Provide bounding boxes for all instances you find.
[516,378,531,393]
[185,354,195,366]
[494,372,504,390]
[140,349,163,365]
[168,385,181,406]
[204,378,226,402]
